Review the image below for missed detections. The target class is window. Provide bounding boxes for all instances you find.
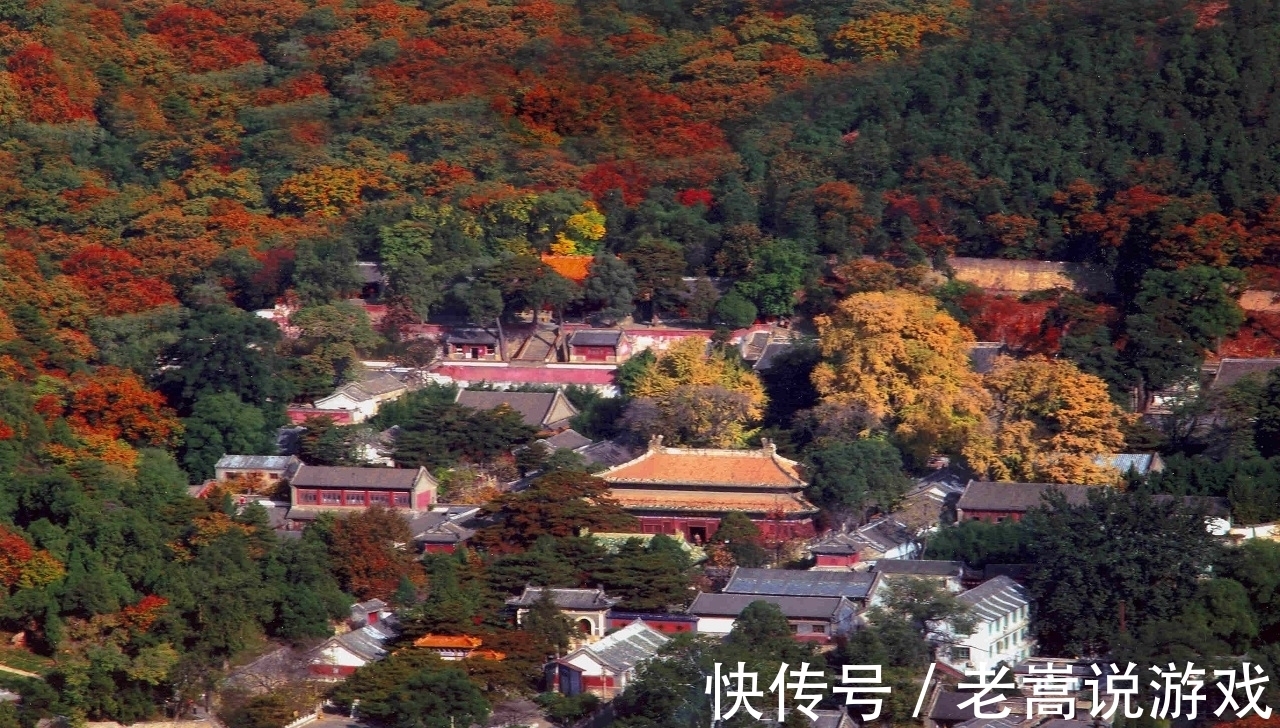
[345,491,365,505]
[322,491,341,504]
[951,647,970,661]
[812,624,827,634]
[394,492,410,507]
[370,492,389,506]
[791,624,800,633]
[299,491,317,504]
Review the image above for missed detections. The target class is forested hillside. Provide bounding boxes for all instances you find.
[4,0,1280,722]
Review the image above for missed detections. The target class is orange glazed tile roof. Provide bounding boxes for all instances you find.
[607,488,816,515]
[600,441,806,488]
[414,635,483,649]
[541,254,593,283]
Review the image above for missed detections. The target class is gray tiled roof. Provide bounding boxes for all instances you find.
[456,390,576,429]
[507,586,618,610]
[957,481,1094,513]
[808,531,860,555]
[408,507,480,544]
[355,261,385,284]
[579,440,638,468]
[753,342,792,372]
[331,621,396,662]
[216,455,297,471]
[355,372,409,397]
[724,567,875,599]
[414,521,475,544]
[542,428,592,451]
[957,576,1028,622]
[688,593,850,620]
[740,331,770,361]
[446,329,499,345]
[574,620,668,672]
[855,518,914,552]
[1212,357,1280,389]
[570,330,623,347]
[873,560,964,577]
[291,464,427,490]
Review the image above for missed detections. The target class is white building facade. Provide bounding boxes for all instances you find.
[942,575,1034,672]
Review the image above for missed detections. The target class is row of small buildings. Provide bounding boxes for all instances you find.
[212,438,1219,554]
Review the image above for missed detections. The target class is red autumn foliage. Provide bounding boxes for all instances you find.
[0,525,34,589]
[959,292,1061,355]
[883,190,958,255]
[6,44,97,123]
[579,160,650,205]
[288,120,329,146]
[417,160,476,195]
[1219,312,1280,358]
[255,73,329,105]
[65,367,181,446]
[606,30,665,56]
[0,421,13,440]
[328,507,423,601]
[1080,185,1171,248]
[34,394,63,422]
[147,5,262,72]
[61,183,117,213]
[514,81,610,136]
[1192,1,1230,29]
[677,188,714,207]
[1156,211,1256,268]
[62,245,178,316]
[121,595,169,632]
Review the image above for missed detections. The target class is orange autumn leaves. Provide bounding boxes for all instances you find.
[29,367,182,471]
[0,524,65,592]
[63,367,181,447]
[62,245,178,316]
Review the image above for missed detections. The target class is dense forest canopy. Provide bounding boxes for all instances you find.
[5,0,1280,722]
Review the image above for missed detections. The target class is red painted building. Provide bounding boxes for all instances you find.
[567,329,623,363]
[599,437,817,543]
[286,406,355,425]
[289,465,437,514]
[606,612,698,634]
[808,531,861,569]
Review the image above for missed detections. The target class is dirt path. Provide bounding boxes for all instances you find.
[0,662,42,679]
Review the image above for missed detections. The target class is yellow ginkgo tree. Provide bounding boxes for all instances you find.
[550,200,606,255]
[967,356,1133,485]
[812,290,989,462]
